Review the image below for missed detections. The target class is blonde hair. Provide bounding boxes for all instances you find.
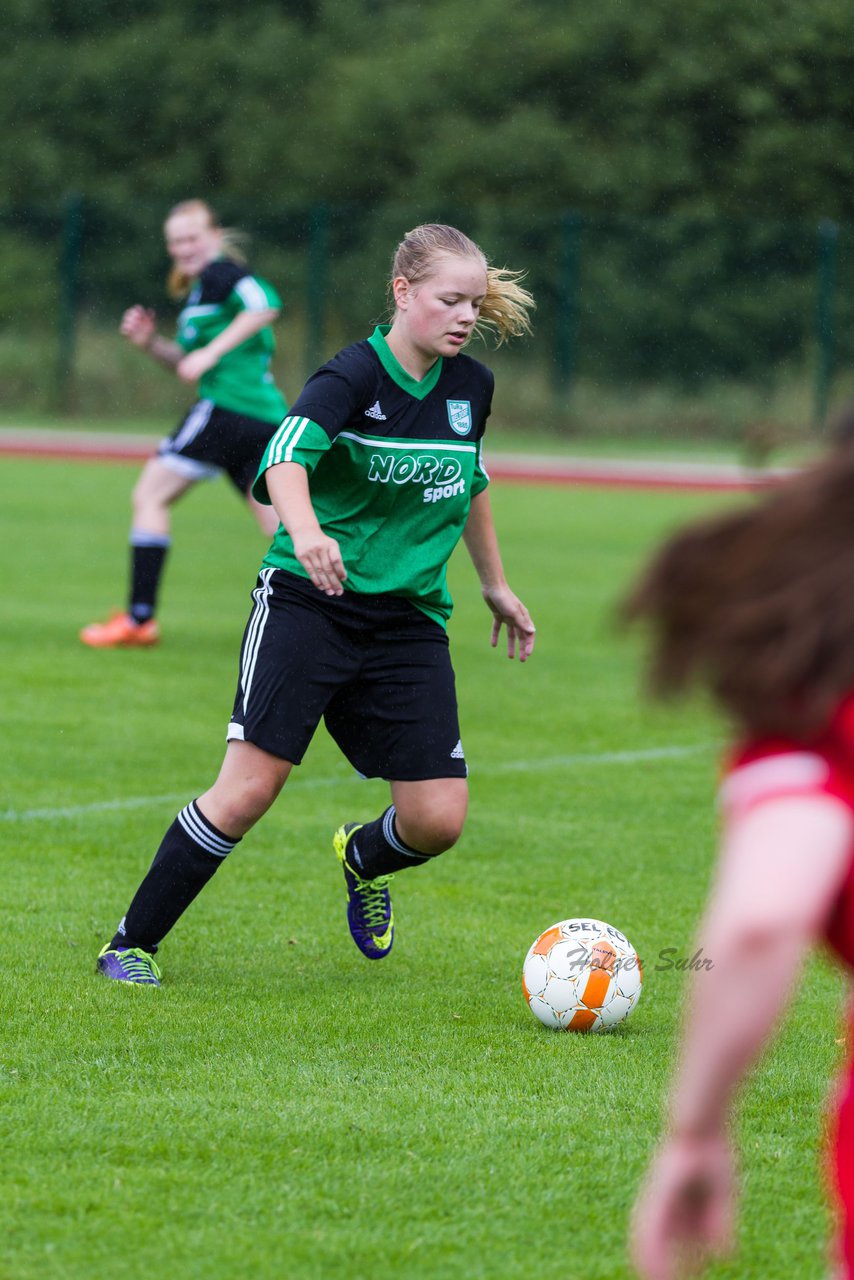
[164,199,247,300]
[389,223,534,346]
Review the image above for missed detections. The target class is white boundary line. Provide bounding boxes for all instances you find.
[0,742,715,823]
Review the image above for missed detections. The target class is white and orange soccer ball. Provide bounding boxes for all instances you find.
[522,918,642,1032]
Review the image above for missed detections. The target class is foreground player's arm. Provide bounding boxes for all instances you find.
[176,306,280,384]
[631,793,853,1280]
[264,461,346,597]
[462,489,535,660]
[120,305,183,368]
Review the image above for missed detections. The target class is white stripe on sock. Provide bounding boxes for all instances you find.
[178,802,236,859]
[382,806,426,860]
[130,530,171,548]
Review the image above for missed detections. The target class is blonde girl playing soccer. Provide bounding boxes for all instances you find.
[96,223,536,983]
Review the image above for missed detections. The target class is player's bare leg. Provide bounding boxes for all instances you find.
[81,458,196,647]
[196,740,292,835]
[390,777,469,854]
[132,455,196,536]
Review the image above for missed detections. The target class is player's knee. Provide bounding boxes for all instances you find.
[239,772,284,823]
[131,476,162,524]
[130,475,148,515]
[203,773,284,837]
[209,790,273,837]
[400,810,466,856]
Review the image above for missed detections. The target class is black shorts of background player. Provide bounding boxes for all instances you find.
[80,199,287,649]
[95,222,537,986]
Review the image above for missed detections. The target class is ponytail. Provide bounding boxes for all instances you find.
[389,223,534,346]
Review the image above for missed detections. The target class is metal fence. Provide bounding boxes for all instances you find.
[0,195,847,434]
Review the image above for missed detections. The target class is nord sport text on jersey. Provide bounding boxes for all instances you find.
[368,453,467,503]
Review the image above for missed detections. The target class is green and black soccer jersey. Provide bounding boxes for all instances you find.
[253,326,493,627]
[175,259,287,424]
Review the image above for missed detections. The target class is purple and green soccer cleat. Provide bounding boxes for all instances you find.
[333,823,395,959]
[97,945,162,986]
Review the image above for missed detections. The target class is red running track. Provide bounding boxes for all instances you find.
[0,427,792,493]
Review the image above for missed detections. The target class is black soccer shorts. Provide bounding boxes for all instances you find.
[226,568,468,781]
[158,400,280,494]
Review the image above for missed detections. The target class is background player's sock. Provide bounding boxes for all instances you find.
[129,530,170,624]
[110,800,239,952]
[347,806,432,878]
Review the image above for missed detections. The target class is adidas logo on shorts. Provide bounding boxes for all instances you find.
[450,740,465,759]
[365,400,387,421]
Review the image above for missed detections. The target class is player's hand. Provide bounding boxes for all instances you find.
[177,347,218,384]
[291,530,347,597]
[120,305,156,349]
[482,585,536,661]
[630,1133,735,1280]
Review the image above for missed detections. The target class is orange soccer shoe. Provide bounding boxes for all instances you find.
[79,612,161,649]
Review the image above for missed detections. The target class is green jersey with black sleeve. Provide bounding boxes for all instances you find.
[253,325,493,627]
[175,259,287,424]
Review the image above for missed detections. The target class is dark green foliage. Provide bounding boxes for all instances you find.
[4,0,854,218]
[5,0,854,425]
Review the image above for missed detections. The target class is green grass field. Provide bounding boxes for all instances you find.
[0,456,845,1279]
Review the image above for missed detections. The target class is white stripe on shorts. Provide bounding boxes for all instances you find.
[240,567,276,707]
[477,437,490,482]
[157,451,220,482]
[170,398,216,453]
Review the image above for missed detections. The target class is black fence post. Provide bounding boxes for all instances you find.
[56,192,84,414]
[553,211,582,414]
[305,203,329,377]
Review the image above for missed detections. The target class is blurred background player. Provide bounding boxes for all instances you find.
[625,431,854,1279]
[94,223,536,985]
[80,199,286,648]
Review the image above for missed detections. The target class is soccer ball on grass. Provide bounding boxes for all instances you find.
[522,917,642,1032]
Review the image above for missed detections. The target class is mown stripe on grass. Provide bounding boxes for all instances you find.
[0,742,716,822]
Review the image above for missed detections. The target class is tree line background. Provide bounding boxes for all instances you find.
[4,0,854,443]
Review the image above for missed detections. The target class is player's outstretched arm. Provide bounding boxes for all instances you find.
[176,307,280,384]
[265,461,346,597]
[631,793,853,1280]
[120,305,183,368]
[462,489,535,661]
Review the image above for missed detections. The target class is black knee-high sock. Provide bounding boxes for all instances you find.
[347,806,432,879]
[129,531,171,623]
[110,800,240,953]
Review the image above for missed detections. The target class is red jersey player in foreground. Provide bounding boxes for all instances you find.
[625,432,854,1278]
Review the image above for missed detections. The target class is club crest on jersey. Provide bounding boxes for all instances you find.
[446,400,472,436]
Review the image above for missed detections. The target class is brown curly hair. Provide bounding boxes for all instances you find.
[622,436,854,739]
